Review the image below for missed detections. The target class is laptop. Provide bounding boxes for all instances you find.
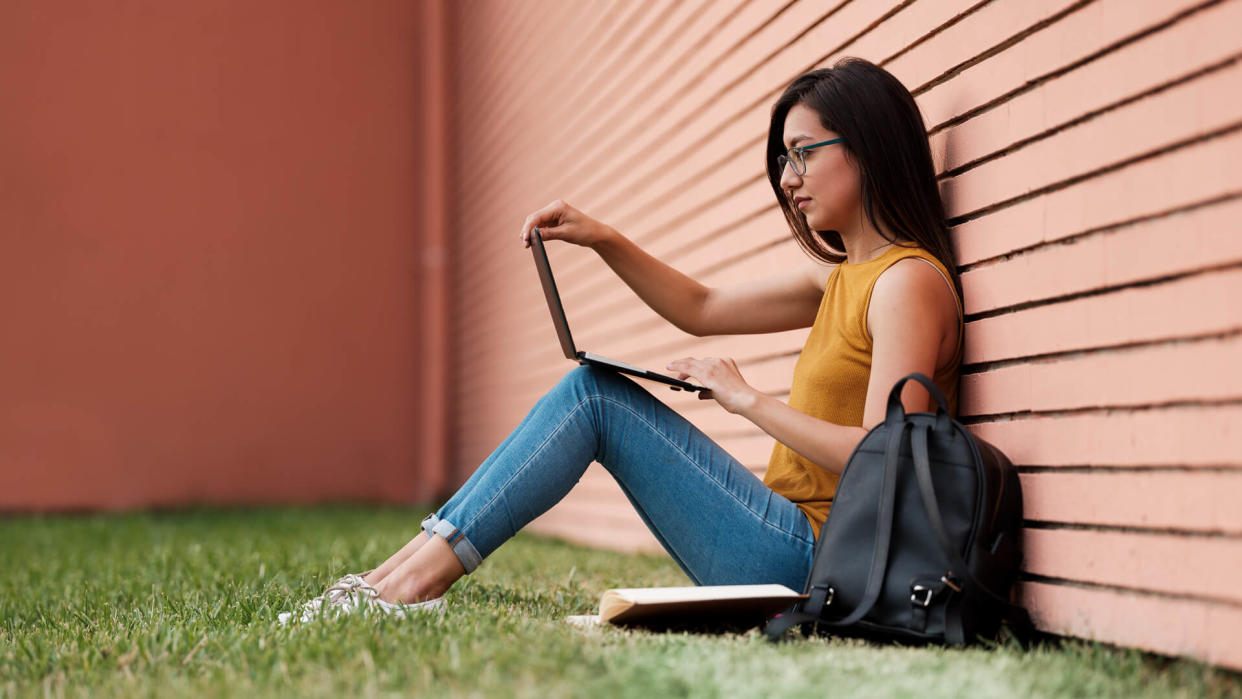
[529,228,707,393]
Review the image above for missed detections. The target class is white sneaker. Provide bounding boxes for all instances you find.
[278,572,377,625]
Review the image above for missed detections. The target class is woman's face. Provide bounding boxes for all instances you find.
[779,102,863,233]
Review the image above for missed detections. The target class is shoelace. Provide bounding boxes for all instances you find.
[298,574,377,618]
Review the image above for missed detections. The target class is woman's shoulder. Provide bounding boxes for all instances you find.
[860,256,960,382]
[875,246,959,307]
[873,254,952,298]
[878,244,947,272]
[868,249,961,335]
[865,246,964,376]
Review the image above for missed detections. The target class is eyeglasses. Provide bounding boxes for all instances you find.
[777,137,844,176]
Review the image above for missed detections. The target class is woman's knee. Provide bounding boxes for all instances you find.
[554,364,634,400]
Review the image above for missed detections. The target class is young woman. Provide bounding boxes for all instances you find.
[280,57,962,623]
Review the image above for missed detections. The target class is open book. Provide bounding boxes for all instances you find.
[565,584,806,631]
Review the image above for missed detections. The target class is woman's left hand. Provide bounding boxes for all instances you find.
[666,357,760,414]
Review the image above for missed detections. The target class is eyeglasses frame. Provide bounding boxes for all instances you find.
[777,137,844,176]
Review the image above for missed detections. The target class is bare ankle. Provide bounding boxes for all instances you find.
[377,573,446,604]
[364,532,430,587]
[408,577,450,603]
[376,535,466,603]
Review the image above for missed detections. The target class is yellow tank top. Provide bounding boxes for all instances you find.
[763,244,963,538]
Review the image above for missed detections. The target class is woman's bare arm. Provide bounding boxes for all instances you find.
[520,200,829,336]
[591,228,829,336]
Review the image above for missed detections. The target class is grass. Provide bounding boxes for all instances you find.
[1,506,1239,698]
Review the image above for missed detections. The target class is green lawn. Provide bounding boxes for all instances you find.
[1,507,1238,698]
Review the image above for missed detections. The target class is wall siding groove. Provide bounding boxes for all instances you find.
[537,0,756,191]
[964,267,1242,364]
[1023,582,1242,668]
[958,190,1242,277]
[941,53,1242,179]
[918,0,1221,131]
[873,0,993,67]
[964,398,1242,424]
[909,0,1094,97]
[960,335,1242,415]
[946,123,1242,227]
[964,258,1242,324]
[964,327,1242,375]
[1018,531,1242,600]
[1021,573,1242,611]
[952,131,1242,264]
[1025,521,1242,539]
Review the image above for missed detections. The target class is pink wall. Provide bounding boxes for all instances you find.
[0,1,445,508]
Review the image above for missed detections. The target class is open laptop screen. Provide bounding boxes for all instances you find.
[529,228,578,360]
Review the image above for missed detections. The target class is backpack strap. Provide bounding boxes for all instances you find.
[828,420,909,626]
[762,608,818,640]
[910,423,1037,644]
[887,373,953,434]
[765,420,910,641]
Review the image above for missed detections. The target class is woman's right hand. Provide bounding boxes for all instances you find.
[519,200,615,249]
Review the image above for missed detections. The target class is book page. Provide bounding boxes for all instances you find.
[598,584,805,625]
[605,584,799,606]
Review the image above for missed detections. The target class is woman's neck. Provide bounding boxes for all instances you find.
[838,213,896,263]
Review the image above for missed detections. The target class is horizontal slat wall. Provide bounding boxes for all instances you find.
[446,0,1242,669]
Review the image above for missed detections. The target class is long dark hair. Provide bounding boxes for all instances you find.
[766,58,959,295]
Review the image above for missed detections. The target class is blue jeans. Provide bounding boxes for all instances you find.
[423,366,816,589]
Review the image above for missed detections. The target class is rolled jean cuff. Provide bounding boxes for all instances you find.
[421,514,484,574]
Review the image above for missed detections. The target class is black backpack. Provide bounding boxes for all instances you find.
[764,373,1030,645]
